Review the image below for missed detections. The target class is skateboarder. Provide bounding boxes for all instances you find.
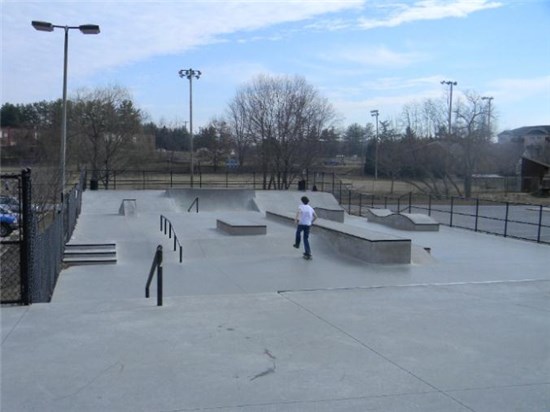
[293,196,318,259]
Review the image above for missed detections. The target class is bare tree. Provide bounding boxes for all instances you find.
[69,86,145,188]
[226,74,336,189]
[453,91,493,197]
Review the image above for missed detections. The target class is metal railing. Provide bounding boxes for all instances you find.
[339,191,549,245]
[82,168,548,245]
[187,197,199,213]
[145,245,163,306]
[160,215,183,263]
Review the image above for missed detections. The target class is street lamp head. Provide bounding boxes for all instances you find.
[32,20,100,34]
[32,20,54,32]
[481,96,493,101]
[370,110,379,117]
[441,80,457,86]
[179,68,201,80]
[79,24,100,34]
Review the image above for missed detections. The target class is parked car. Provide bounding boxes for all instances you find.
[0,206,18,237]
[225,159,240,168]
[0,195,20,213]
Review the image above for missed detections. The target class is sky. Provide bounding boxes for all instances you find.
[2,0,550,134]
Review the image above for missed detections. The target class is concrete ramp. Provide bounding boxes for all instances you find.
[167,189,259,212]
[119,198,137,216]
[254,190,342,214]
[366,208,440,231]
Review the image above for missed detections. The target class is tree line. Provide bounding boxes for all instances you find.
[1,74,523,197]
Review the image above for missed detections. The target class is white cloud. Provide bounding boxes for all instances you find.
[358,0,503,29]
[487,75,550,102]
[1,1,362,104]
[318,45,424,69]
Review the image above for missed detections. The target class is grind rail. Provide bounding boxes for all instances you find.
[145,245,163,306]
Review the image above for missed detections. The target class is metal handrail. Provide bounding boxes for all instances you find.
[187,197,199,213]
[160,215,183,263]
[145,245,163,306]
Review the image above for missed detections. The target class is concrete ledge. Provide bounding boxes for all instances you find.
[314,207,345,223]
[216,218,267,236]
[365,208,439,232]
[266,210,411,264]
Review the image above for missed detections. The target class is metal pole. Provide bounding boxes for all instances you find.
[441,80,457,135]
[370,110,379,179]
[61,27,69,203]
[179,68,201,188]
[482,96,494,138]
[189,74,194,187]
[157,248,163,307]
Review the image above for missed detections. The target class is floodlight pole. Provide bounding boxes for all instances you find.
[441,80,457,135]
[481,96,494,138]
[370,109,379,179]
[31,21,100,206]
[178,68,201,187]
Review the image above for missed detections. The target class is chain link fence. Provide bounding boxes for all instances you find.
[1,169,84,305]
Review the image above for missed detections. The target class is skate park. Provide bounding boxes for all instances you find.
[2,188,549,411]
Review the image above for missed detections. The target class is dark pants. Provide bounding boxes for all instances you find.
[295,224,311,256]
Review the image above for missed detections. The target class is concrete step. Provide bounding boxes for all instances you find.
[63,243,117,266]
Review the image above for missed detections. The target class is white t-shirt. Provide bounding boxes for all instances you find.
[297,204,315,226]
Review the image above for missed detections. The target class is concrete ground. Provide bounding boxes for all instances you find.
[1,189,549,412]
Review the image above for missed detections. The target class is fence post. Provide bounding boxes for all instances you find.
[114,170,117,190]
[537,205,543,243]
[428,195,432,216]
[21,168,32,305]
[348,190,352,214]
[408,192,412,213]
[504,202,509,238]
[450,197,454,227]
[359,193,362,216]
[475,198,480,232]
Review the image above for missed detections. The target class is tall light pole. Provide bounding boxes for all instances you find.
[441,80,457,136]
[178,68,201,187]
[481,96,494,138]
[370,109,379,179]
[32,20,100,202]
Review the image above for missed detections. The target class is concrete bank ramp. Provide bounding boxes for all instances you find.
[254,190,342,214]
[167,188,259,212]
[118,198,137,216]
[366,208,440,231]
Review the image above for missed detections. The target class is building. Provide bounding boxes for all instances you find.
[497,125,550,193]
